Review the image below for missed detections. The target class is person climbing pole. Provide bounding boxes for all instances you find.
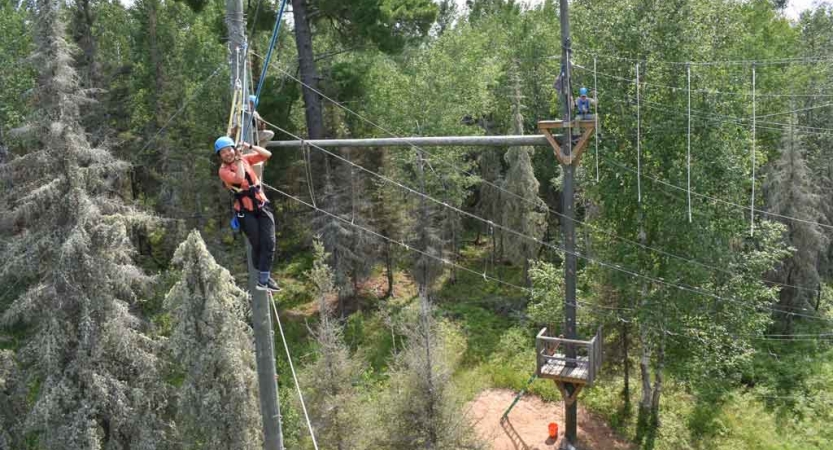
[248,95,275,148]
[575,87,596,120]
[215,136,280,292]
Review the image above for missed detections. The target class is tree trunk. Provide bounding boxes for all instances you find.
[148,0,164,122]
[639,323,652,411]
[385,241,394,298]
[490,227,497,277]
[448,209,458,284]
[815,283,822,312]
[290,0,324,140]
[622,321,631,407]
[650,335,665,426]
[637,209,652,412]
[73,0,99,90]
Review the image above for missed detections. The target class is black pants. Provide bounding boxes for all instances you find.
[239,206,276,273]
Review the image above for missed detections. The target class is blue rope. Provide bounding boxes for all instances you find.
[254,0,288,104]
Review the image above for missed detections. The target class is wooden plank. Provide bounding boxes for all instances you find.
[538,355,591,384]
[537,336,593,346]
[538,119,596,130]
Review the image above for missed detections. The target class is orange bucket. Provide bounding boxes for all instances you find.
[548,422,559,439]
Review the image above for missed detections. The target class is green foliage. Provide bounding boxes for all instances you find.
[3,0,833,449]
[164,230,261,449]
[315,0,439,53]
[0,1,34,136]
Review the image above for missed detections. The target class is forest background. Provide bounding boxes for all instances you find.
[1,0,833,449]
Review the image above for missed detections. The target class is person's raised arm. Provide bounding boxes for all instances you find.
[241,141,271,160]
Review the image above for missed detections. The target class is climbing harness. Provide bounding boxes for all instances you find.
[227,167,267,213]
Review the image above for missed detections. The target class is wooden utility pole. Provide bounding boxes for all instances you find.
[226,1,283,448]
[559,0,579,447]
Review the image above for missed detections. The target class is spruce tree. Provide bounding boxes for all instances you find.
[373,149,409,297]
[373,150,481,449]
[501,65,546,283]
[377,303,483,450]
[312,157,363,314]
[305,240,361,450]
[765,122,827,328]
[163,230,261,448]
[0,0,165,446]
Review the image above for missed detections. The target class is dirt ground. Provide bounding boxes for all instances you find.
[468,389,634,450]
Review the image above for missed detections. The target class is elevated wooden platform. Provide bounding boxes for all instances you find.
[537,119,596,166]
[536,327,603,386]
[537,119,596,129]
[535,327,603,406]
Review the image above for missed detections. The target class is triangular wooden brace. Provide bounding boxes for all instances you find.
[554,381,584,407]
[538,120,596,166]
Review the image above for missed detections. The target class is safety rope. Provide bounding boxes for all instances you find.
[259,118,832,322]
[140,65,223,155]
[501,373,538,421]
[254,0,289,103]
[750,63,756,236]
[234,46,245,145]
[594,55,599,183]
[687,63,692,223]
[636,62,641,203]
[227,87,240,136]
[269,294,320,450]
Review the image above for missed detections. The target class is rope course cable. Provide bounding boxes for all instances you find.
[139,65,223,154]
[594,55,600,183]
[260,54,827,296]
[261,182,533,295]
[269,293,319,450]
[571,46,833,67]
[261,118,832,323]
[572,66,833,133]
[254,182,831,386]
[262,181,831,348]
[254,0,289,103]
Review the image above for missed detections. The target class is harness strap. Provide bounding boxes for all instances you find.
[228,163,266,213]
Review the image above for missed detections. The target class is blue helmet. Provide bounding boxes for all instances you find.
[579,87,588,96]
[214,136,235,154]
[248,95,258,107]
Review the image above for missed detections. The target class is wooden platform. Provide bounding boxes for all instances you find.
[535,327,603,387]
[537,119,596,129]
[540,355,591,383]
